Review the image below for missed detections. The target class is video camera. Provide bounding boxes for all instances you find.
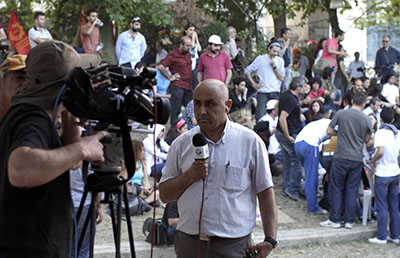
[62,64,170,175]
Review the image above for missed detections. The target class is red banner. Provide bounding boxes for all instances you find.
[7,11,31,55]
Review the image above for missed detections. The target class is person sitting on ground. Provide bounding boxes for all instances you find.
[306,77,329,104]
[161,200,179,245]
[381,74,399,106]
[143,124,170,181]
[129,140,160,205]
[306,99,324,124]
[290,58,301,83]
[181,99,197,130]
[368,107,400,245]
[229,76,248,113]
[165,119,188,145]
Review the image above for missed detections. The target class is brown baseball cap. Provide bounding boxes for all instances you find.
[11,40,81,110]
[0,54,27,71]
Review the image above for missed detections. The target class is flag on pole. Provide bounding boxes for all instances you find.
[7,11,31,55]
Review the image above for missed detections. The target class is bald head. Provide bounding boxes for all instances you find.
[194,79,229,102]
[193,79,232,141]
[180,36,192,54]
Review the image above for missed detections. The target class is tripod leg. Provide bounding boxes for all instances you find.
[76,188,89,224]
[123,184,136,258]
[78,191,97,257]
[108,194,119,250]
[115,191,122,258]
[89,193,97,258]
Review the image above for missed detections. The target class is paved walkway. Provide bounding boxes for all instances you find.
[94,209,377,257]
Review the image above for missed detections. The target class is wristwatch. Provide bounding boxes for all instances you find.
[264,237,278,248]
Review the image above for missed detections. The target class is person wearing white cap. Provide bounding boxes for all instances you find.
[259,99,280,156]
[197,34,233,87]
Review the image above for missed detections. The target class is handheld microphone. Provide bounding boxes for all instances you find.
[192,133,209,160]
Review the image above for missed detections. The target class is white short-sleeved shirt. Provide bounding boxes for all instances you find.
[381,83,399,105]
[295,118,331,147]
[259,114,280,154]
[160,119,273,238]
[28,27,52,48]
[374,128,400,177]
[244,54,284,93]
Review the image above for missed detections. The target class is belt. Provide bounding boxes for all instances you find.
[185,232,249,242]
[322,152,334,156]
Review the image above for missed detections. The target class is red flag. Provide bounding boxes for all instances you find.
[7,11,31,55]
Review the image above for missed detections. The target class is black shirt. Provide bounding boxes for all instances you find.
[229,90,247,113]
[0,104,73,258]
[277,90,302,135]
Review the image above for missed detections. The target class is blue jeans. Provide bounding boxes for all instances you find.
[255,92,279,121]
[151,161,166,181]
[276,130,302,197]
[170,86,192,125]
[295,141,321,212]
[374,175,400,240]
[281,66,292,92]
[328,158,363,223]
[71,205,93,258]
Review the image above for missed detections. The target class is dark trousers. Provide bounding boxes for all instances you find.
[175,231,250,258]
[328,158,363,223]
[255,92,279,121]
[170,85,192,125]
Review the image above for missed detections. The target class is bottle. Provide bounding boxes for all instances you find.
[95,19,104,27]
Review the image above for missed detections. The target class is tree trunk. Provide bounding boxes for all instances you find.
[324,0,341,33]
[273,1,287,39]
[328,8,341,32]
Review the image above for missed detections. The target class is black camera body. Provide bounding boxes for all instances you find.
[62,64,170,125]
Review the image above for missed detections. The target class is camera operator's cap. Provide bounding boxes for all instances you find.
[208,35,223,45]
[266,99,278,110]
[0,54,27,71]
[11,40,80,110]
[131,17,141,23]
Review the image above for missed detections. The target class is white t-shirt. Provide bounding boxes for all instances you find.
[259,114,280,154]
[295,118,331,147]
[381,83,399,105]
[374,128,400,177]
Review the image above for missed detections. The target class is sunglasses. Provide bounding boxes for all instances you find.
[383,40,390,43]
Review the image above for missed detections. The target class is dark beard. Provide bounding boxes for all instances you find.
[131,28,139,33]
[210,49,219,54]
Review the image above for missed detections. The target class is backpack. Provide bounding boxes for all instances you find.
[142,217,169,245]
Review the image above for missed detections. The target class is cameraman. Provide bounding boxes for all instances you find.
[0,41,107,257]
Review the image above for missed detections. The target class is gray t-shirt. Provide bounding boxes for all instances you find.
[329,108,372,162]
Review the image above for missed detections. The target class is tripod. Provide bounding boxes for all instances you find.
[75,172,136,258]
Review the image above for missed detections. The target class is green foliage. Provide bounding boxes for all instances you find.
[199,20,229,49]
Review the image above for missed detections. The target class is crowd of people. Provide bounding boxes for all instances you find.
[2,7,400,258]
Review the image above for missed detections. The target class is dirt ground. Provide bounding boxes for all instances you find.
[94,175,399,258]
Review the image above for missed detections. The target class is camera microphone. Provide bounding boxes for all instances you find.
[192,133,209,160]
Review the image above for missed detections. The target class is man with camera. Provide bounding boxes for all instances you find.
[116,16,147,68]
[80,8,103,55]
[159,79,277,258]
[0,41,107,257]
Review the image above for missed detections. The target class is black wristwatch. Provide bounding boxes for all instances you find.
[264,237,278,248]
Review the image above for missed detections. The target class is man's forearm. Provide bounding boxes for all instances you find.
[225,69,232,86]
[159,170,198,203]
[8,144,86,188]
[197,72,203,84]
[258,187,277,239]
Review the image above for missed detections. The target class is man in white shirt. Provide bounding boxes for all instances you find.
[28,12,53,48]
[295,107,332,214]
[259,99,280,155]
[369,108,400,244]
[245,41,284,121]
[381,74,399,105]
